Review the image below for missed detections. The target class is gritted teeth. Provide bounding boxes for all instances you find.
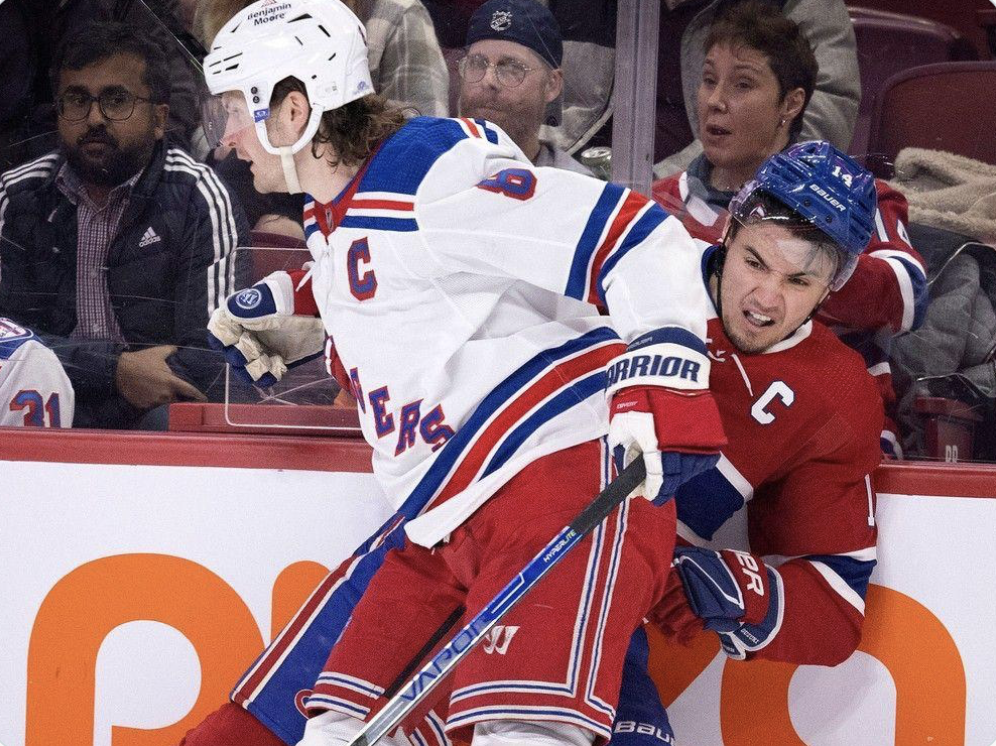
[745,310,774,326]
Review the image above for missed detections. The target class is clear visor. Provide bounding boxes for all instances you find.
[729,214,852,291]
[201,91,261,150]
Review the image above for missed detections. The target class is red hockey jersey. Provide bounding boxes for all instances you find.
[675,270,883,664]
[653,168,927,455]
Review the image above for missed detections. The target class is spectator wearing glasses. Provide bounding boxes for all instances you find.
[458,0,591,174]
[0,21,247,429]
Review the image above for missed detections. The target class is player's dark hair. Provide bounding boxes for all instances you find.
[270,77,407,169]
[724,190,843,278]
[50,21,170,106]
[705,0,817,138]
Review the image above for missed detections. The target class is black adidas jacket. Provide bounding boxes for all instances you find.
[0,141,248,427]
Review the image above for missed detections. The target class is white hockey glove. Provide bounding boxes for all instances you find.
[208,271,325,387]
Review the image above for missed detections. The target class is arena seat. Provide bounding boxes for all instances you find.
[848,7,976,157]
[864,60,996,178]
[247,229,310,283]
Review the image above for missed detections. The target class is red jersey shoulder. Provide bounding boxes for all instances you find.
[707,319,882,479]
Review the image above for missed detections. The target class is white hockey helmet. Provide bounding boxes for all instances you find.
[203,0,374,188]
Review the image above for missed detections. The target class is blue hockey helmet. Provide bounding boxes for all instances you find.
[728,141,878,290]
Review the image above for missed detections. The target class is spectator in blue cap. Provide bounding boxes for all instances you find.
[457,0,591,174]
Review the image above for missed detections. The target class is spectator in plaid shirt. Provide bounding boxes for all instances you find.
[0,22,247,429]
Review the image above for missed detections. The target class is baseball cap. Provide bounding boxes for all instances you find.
[465,0,564,125]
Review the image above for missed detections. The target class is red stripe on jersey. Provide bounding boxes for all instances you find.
[431,343,622,508]
[586,192,648,306]
[350,199,415,212]
[286,270,319,316]
[460,118,482,138]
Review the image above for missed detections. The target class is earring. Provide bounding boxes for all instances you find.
[779,117,787,127]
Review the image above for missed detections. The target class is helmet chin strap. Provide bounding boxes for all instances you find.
[255,106,325,195]
[279,146,303,194]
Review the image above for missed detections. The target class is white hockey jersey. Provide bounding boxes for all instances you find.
[304,117,712,547]
[0,318,74,427]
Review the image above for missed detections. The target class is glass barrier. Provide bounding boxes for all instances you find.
[0,0,994,463]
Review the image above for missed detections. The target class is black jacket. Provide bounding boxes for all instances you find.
[0,141,248,427]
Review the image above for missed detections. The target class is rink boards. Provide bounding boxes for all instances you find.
[0,428,993,746]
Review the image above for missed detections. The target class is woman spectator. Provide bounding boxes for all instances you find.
[652,0,928,457]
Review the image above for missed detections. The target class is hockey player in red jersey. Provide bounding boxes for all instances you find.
[650,1,926,458]
[185,0,726,745]
[611,142,884,745]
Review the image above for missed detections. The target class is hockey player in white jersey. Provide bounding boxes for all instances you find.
[193,1,726,744]
[0,318,74,427]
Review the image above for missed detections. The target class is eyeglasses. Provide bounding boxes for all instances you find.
[56,90,155,122]
[457,53,537,88]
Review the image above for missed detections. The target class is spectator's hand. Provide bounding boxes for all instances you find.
[115,345,207,410]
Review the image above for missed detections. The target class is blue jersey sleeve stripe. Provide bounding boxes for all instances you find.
[595,205,668,306]
[676,466,747,540]
[889,254,929,329]
[805,553,876,600]
[473,118,500,144]
[566,183,626,301]
[628,326,707,356]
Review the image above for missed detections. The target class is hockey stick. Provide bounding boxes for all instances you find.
[347,457,647,746]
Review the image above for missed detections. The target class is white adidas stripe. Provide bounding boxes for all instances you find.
[163,149,238,313]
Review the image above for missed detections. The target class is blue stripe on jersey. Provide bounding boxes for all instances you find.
[676,466,748,540]
[595,204,669,306]
[807,553,876,600]
[565,183,626,300]
[0,328,38,360]
[892,254,929,330]
[629,326,707,356]
[339,216,419,232]
[304,223,322,240]
[239,522,408,742]
[396,326,620,521]
[483,371,606,479]
[473,118,500,144]
[358,117,472,197]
